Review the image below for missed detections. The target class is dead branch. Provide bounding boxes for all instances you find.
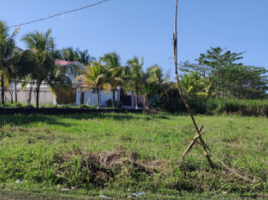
[181,125,203,160]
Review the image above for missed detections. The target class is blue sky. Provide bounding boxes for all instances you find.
[1,0,267,79]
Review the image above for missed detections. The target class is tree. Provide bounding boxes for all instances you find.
[0,21,20,106]
[76,49,95,65]
[101,52,124,107]
[126,56,144,109]
[179,72,216,99]
[199,47,244,97]
[74,61,109,108]
[21,29,72,108]
[146,64,170,99]
[180,47,268,99]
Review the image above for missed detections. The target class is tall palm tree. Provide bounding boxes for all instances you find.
[77,49,95,65]
[61,47,79,61]
[126,56,144,109]
[21,29,72,108]
[101,52,124,107]
[147,65,170,99]
[0,21,20,106]
[74,61,109,108]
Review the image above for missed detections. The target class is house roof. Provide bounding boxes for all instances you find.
[54,59,86,70]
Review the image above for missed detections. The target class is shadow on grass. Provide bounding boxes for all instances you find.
[0,114,70,127]
[0,112,170,127]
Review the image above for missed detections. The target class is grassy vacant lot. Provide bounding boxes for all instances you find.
[0,112,268,199]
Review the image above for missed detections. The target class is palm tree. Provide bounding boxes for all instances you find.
[77,49,95,65]
[141,81,158,109]
[101,52,124,107]
[21,29,73,108]
[61,47,79,61]
[126,56,144,109]
[0,21,20,106]
[179,72,216,99]
[147,65,170,99]
[74,61,109,108]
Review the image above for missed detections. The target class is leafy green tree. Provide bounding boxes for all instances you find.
[0,21,20,106]
[198,47,244,97]
[179,47,268,99]
[74,61,109,108]
[21,29,72,108]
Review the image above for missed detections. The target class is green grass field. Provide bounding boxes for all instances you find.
[0,112,267,199]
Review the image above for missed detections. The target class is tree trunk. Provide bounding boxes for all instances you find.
[112,89,115,107]
[28,83,32,105]
[9,90,13,104]
[56,84,59,107]
[1,75,4,106]
[15,80,17,103]
[36,86,40,109]
[131,90,134,108]
[97,88,100,108]
[136,87,138,109]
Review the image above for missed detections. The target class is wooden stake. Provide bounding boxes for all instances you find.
[173,0,212,167]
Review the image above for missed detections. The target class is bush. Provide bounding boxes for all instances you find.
[80,104,96,109]
[156,97,268,117]
[24,104,36,109]
[156,98,207,114]
[61,105,72,109]
[115,101,123,108]
[207,98,268,116]
[15,102,23,108]
[3,102,12,108]
[106,99,113,107]
[137,102,143,107]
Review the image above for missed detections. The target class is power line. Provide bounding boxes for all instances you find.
[7,0,110,28]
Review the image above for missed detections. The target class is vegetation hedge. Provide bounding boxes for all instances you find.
[0,108,143,115]
[156,98,268,117]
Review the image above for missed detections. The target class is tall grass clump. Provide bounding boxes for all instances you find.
[207,98,268,116]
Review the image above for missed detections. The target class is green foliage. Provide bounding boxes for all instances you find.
[157,97,268,117]
[80,104,96,109]
[207,98,268,116]
[179,47,268,99]
[15,102,23,108]
[179,72,216,99]
[156,98,207,114]
[115,101,123,108]
[0,20,21,105]
[21,29,73,108]
[106,99,113,107]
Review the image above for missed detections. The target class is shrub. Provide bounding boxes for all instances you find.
[106,99,113,107]
[15,102,23,108]
[61,105,72,109]
[156,98,207,114]
[80,104,96,109]
[115,101,123,108]
[137,102,143,107]
[207,98,268,116]
[24,104,36,109]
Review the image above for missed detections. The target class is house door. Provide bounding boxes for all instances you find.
[80,92,84,105]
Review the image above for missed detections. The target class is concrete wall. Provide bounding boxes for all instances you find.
[76,87,119,106]
[4,88,56,105]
